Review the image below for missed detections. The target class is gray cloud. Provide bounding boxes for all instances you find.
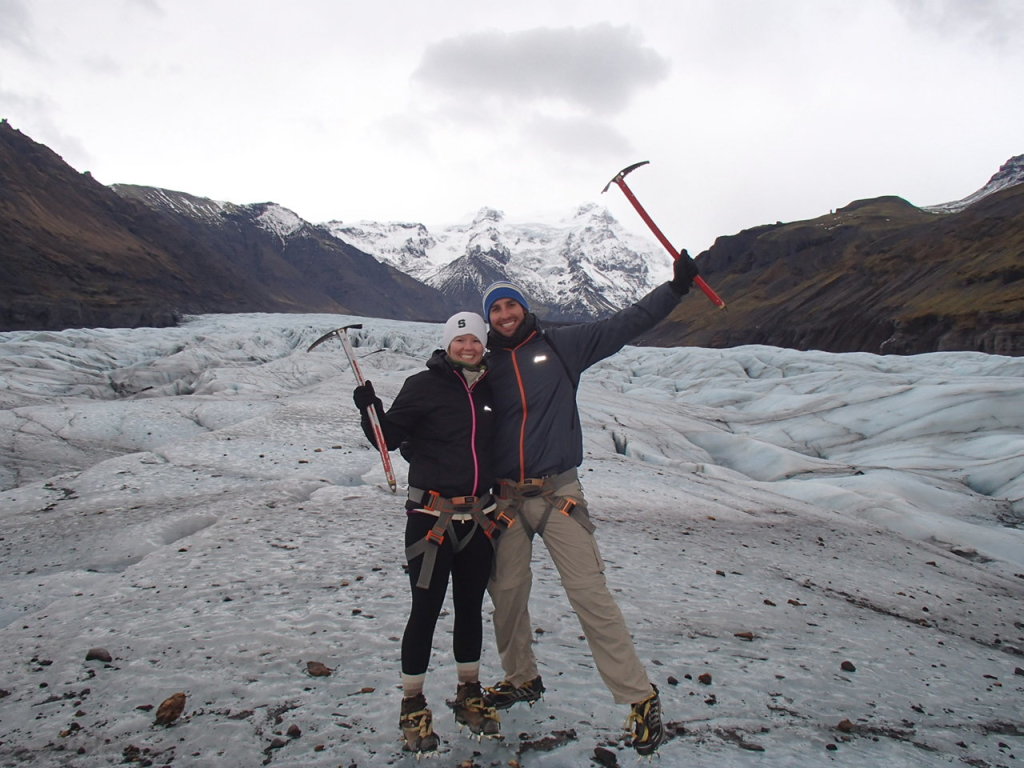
[413,23,670,114]
[891,0,1023,48]
[0,0,32,50]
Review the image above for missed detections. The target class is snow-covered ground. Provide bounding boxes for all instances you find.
[1,313,1021,768]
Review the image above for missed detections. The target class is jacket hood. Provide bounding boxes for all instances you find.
[426,347,453,373]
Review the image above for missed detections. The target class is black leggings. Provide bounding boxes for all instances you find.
[401,512,494,676]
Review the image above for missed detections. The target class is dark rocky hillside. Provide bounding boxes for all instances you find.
[641,185,1024,355]
[0,121,448,331]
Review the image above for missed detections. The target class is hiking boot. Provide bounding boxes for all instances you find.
[626,686,665,756]
[399,693,440,753]
[483,675,545,710]
[447,681,501,737]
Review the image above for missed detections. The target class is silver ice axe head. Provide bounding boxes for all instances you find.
[307,323,363,353]
[602,160,650,193]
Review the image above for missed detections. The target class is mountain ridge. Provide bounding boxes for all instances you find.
[924,154,1024,214]
[326,203,673,322]
[1,120,1021,355]
[0,120,451,330]
[641,181,1024,355]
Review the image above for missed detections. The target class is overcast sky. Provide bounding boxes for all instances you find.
[2,0,1022,253]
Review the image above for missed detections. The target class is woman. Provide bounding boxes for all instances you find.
[352,311,500,754]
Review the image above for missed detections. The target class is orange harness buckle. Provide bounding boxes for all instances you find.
[425,528,445,546]
[449,495,478,512]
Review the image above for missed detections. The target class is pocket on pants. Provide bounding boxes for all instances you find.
[545,509,607,587]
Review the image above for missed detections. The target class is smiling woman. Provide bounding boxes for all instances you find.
[350,309,501,753]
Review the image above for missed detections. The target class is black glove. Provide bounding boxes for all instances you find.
[352,381,378,411]
[670,250,700,296]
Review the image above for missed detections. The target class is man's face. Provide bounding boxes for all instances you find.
[489,298,526,338]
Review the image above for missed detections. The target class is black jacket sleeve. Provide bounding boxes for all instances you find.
[358,378,422,451]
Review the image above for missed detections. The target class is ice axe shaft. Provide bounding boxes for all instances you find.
[307,324,397,493]
[603,161,726,309]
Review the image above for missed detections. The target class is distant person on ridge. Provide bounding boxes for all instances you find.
[352,312,501,754]
[479,253,700,756]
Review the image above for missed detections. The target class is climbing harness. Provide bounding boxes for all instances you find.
[493,468,595,538]
[405,488,499,589]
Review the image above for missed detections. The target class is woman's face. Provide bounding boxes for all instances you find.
[448,334,484,365]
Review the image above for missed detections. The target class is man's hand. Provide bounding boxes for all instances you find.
[670,250,700,295]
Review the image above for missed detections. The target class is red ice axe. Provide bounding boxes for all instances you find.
[603,160,726,309]
[308,324,397,493]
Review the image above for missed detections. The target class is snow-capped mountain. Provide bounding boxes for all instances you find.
[104,183,453,323]
[110,175,671,325]
[115,185,318,244]
[322,219,441,278]
[924,154,1024,213]
[327,204,674,322]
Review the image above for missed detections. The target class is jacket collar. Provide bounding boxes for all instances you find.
[487,312,539,350]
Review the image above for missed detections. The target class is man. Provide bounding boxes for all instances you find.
[480,254,700,756]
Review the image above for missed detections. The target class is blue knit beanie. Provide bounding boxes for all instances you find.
[482,281,530,319]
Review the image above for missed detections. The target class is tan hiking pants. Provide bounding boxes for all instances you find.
[487,476,653,705]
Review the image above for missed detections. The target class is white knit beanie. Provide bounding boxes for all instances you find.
[441,311,487,350]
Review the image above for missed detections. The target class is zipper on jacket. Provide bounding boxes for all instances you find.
[508,331,537,483]
[453,367,484,495]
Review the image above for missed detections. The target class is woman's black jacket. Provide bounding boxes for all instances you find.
[360,349,495,499]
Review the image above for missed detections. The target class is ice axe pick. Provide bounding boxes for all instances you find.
[308,324,397,493]
[603,161,726,309]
